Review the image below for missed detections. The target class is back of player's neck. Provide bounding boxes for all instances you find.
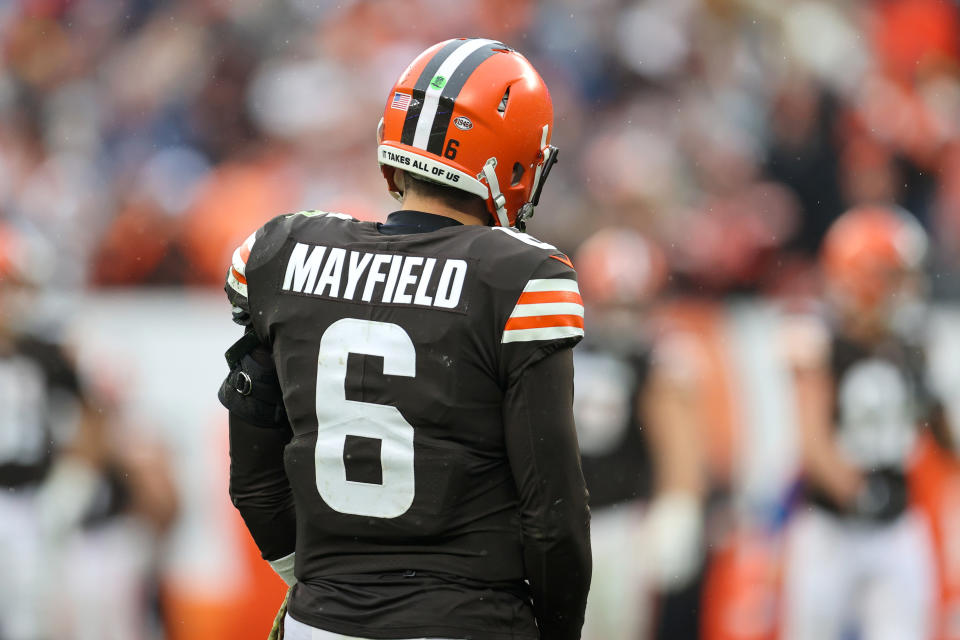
[399,195,488,227]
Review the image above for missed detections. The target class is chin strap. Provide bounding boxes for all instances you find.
[481,158,511,228]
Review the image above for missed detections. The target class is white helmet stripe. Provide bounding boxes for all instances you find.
[411,38,500,150]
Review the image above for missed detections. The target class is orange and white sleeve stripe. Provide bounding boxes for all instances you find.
[226,231,257,297]
[502,278,585,343]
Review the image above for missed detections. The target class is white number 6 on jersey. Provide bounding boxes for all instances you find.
[315,318,416,518]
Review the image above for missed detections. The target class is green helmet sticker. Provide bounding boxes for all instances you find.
[429,75,447,89]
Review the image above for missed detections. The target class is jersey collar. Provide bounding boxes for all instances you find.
[377,210,463,235]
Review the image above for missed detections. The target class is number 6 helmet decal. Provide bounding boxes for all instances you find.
[377,38,558,230]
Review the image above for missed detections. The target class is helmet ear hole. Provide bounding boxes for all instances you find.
[497,87,510,116]
[511,162,525,186]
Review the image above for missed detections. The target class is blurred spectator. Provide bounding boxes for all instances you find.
[0,0,956,295]
[763,77,845,256]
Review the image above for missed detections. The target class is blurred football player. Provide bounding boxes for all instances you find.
[0,223,94,639]
[573,228,706,640]
[220,38,590,640]
[52,377,178,640]
[0,223,178,640]
[781,205,945,640]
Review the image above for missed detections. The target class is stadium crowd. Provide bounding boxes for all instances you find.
[3,0,960,639]
[0,0,957,293]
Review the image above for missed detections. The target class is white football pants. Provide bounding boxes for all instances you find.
[581,502,652,640]
[0,490,46,640]
[781,507,934,640]
[283,614,457,640]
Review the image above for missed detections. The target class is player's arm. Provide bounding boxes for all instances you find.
[229,419,296,576]
[641,332,706,591]
[504,347,591,640]
[924,402,955,453]
[221,227,297,585]
[496,251,590,638]
[35,351,106,539]
[916,359,955,452]
[784,317,863,507]
[222,335,297,584]
[68,386,179,534]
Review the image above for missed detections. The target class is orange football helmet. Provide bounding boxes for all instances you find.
[377,38,557,229]
[821,205,928,311]
[575,227,668,307]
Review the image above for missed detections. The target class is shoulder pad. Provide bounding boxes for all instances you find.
[503,264,583,345]
[227,230,258,301]
[467,226,574,283]
[225,213,301,326]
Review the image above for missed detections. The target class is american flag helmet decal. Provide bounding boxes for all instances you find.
[390,92,412,111]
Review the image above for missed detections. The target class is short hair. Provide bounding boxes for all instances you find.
[403,173,490,222]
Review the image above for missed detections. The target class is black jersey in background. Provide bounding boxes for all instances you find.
[573,339,653,509]
[0,337,82,488]
[807,330,937,521]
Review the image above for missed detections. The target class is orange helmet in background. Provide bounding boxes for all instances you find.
[575,227,668,307]
[820,205,928,311]
[377,38,557,229]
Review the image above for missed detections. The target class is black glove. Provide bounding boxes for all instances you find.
[853,468,908,522]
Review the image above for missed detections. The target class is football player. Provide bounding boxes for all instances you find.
[0,225,100,637]
[0,224,179,640]
[781,205,945,640]
[572,228,705,639]
[220,38,591,640]
[0,223,92,639]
